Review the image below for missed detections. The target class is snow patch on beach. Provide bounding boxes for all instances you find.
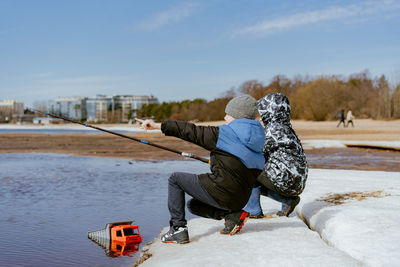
[298,169,400,266]
[138,169,400,266]
[302,139,400,150]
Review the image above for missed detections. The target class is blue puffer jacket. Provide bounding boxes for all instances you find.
[217,118,265,170]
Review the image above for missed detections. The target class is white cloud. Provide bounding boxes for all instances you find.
[232,0,400,37]
[136,2,201,31]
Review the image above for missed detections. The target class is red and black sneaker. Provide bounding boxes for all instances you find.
[161,226,190,244]
[220,210,249,235]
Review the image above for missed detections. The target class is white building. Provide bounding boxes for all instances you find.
[86,95,158,122]
[47,95,158,123]
[86,95,111,122]
[48,97,87,121]
[115,95,159,121]
[0,100,24,122]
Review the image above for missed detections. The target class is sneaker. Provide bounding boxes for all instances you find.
[220,210,249,235]
[161,226,190,244]
[277,196,300,217]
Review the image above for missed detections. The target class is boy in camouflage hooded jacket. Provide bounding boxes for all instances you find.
[244,93,308,217]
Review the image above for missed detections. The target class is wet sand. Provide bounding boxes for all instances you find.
[291,119,400,141]
[0,132,210,160]
[1,119,399,171]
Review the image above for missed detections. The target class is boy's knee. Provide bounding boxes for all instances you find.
[169,172,181,184]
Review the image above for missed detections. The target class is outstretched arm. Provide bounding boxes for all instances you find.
[161,120,219,151]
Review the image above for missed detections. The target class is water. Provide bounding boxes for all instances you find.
[306,147,400,172]
[0,128,136,135]
[0,154,209,267]
[0,129,100,134]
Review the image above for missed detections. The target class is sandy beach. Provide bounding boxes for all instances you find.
[1,119,399,159]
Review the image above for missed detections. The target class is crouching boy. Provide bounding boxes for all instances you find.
[139,95,265,244]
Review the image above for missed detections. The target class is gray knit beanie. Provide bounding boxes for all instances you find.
[225,94,258,119]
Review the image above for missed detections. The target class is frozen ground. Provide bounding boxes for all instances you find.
[302,139,400,150]
[138,169,400,267]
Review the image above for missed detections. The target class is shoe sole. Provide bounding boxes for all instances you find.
[249,214,264,219]
[228,212,249,236]
[162,239,190,244]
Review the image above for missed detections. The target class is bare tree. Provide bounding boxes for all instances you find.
[238,80,265,99]
[220,87,237,98]
[392,84,400,118]
[377,75,391,119]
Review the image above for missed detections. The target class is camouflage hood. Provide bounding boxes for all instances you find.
[256,93,308,196]
[258,93,291,126]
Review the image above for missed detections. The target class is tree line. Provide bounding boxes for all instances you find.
[138,71,400,122]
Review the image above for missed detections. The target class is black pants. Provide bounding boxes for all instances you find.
[346,120,354,127]
[337,119,345,127]
[257,172,299,201]
[168,172,230,227]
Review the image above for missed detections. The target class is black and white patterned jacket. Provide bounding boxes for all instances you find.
[257,93,308,196]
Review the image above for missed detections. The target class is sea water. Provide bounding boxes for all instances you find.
[0,154,209,266]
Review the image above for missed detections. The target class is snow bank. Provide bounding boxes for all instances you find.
[138,169,400,266]
[298,169,400,266]
[302,140,400,150]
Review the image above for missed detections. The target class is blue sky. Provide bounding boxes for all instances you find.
[1,0,399,106]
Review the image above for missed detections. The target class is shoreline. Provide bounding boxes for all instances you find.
[1,119,400,140]
[1,119,399,171]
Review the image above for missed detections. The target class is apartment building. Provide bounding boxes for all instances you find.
[48,97,87,121]
[0,100,24,122]
[49,95,158,122]
[86,95,110,122]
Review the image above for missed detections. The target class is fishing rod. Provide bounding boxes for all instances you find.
[33,109,209,164]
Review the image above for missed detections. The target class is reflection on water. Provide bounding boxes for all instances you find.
[0,154,208,266]
[109,241,140,257]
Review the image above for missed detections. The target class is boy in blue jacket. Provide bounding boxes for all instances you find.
[139,95,265,244]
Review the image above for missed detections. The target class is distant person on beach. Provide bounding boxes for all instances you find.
[346,110,355,127]
[137,95,264,244]
[337,109,346,127]
[243,93,308,218]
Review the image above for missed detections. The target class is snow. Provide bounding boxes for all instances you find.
[302,139,400,150]
[138,169,400,267]
[298,169,400,267]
